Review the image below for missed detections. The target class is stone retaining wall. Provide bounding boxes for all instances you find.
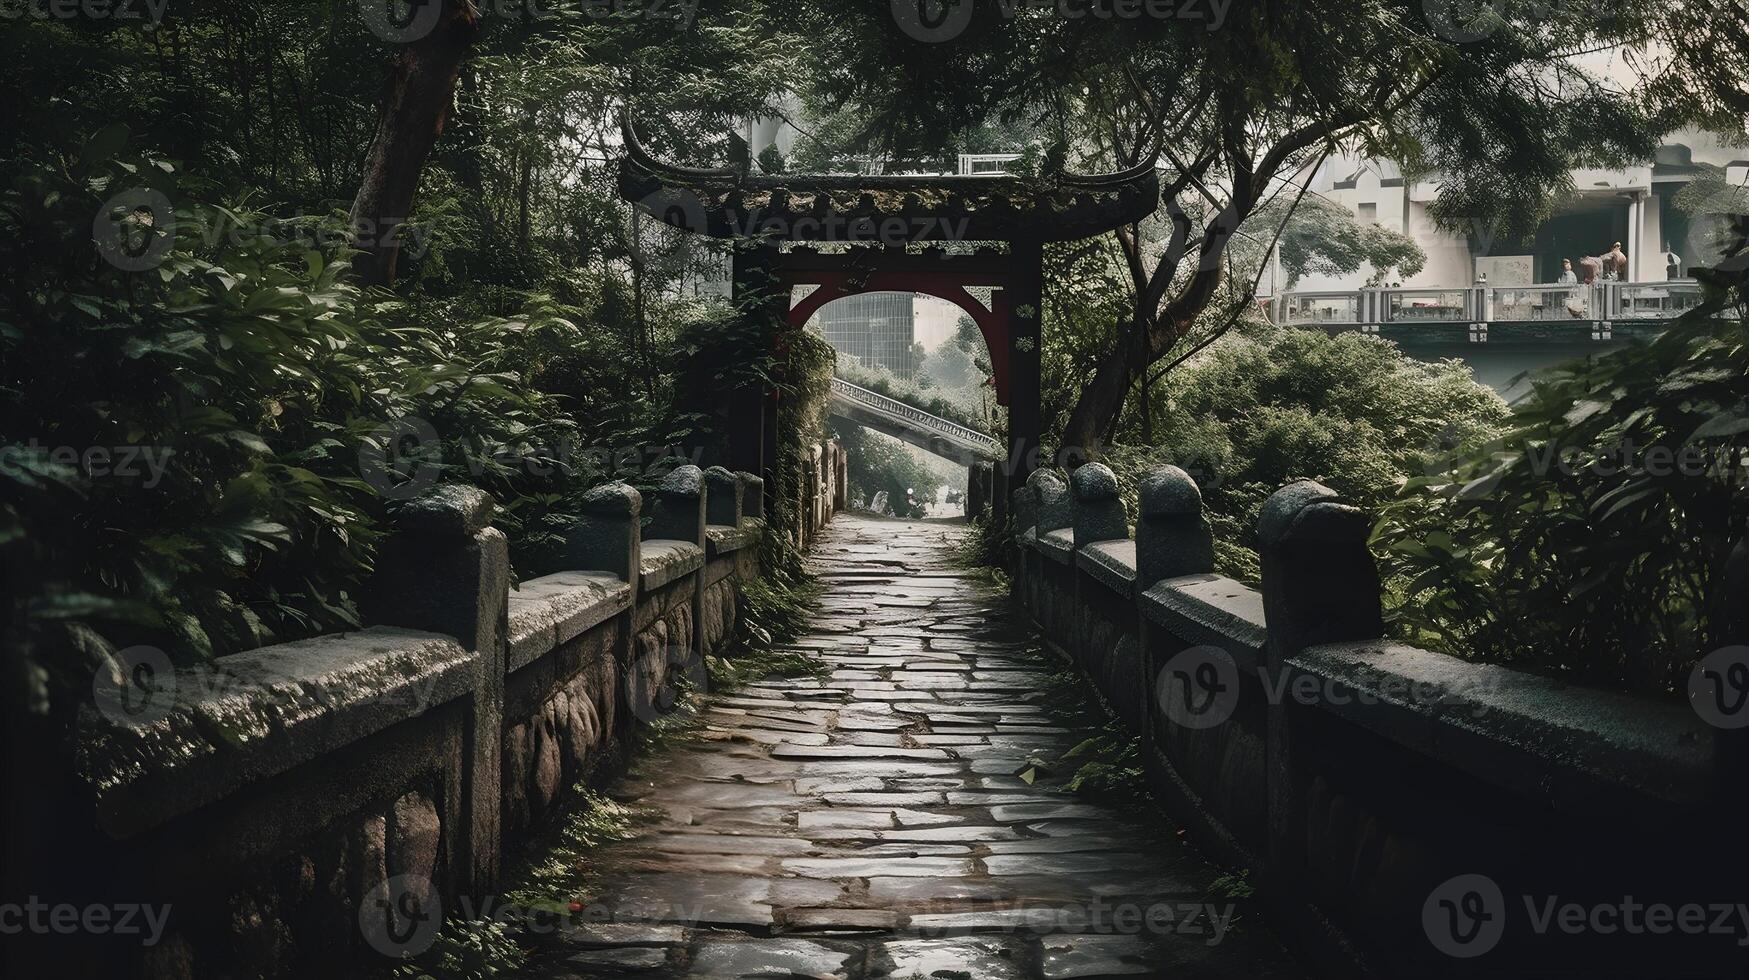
[1011,463,1746,979]
[8,447,844,979]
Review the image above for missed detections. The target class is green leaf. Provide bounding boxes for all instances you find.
[1689,411,1749,441]
[78,123,131,171]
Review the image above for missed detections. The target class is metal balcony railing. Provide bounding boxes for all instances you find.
[1268,280,1715,329]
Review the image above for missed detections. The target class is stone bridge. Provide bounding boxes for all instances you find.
[528,514,1303,979]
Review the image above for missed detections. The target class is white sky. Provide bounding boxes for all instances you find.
[913,296,965,350]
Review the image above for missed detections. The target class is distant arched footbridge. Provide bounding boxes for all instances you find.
[827,377,1001,466]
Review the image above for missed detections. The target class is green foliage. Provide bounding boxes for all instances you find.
[1023,662,1151,805]
[0,138,378,704]
[0,126,792,719]
[1374,225,1749,694]
[1102,327,1508,582]
[0,0,806,717]
[707,630,828,690]
[729,573,823,654]
[830,422,939,518]
[1210,871,1257,900]
[0,136,606,705]
[1258,195,1427,288]
[1059,724,1146,804]
[392,919,525,980]
[952,514,1015,576]
[500,788,664,914]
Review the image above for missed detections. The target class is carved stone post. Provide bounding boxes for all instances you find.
[737,472,766,524]
[1258,481,1383,656]
[369,486,509,894]
[643,465,707,548]
[1069,462,1127,548]
[1031,467,1072,539]
[704,466,743,528]
[559,482,641,587]
[1136,465,1215,591]
[1256,480,1383,881]
[1027,468,1071,637]
[643,465,707,673]
[1069,461,1140,721]
[1133,465,1220,809]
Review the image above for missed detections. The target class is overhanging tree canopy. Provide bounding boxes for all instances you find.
[771,0,1747,456]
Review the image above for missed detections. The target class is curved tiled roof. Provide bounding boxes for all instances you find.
[618,116,1160,243]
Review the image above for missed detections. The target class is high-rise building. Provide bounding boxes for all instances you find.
[816,292,917,377]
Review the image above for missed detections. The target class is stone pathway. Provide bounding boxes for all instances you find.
[531,514,1305,979]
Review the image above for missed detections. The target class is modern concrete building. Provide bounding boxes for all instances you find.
[1291,128,1749,293]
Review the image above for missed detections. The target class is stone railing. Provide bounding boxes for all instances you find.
[1011,464,1744,979]
[20,447,844,979]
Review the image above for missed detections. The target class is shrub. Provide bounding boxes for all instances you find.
[1097,326,1509,581]
[831,422,939,518]
[1373,225,1749,695]
[0,132,584,714]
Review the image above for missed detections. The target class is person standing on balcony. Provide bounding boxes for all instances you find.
[1665,243,1682,280]
[1603,241,1628,280]
[1560,258,1585,317]
[1572,256,1604,317]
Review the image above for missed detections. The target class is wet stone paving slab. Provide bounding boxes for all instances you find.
[529,514,1305,979]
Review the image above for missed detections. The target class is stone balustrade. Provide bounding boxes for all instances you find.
[43,446,845,979]
[1012,464,1741,979]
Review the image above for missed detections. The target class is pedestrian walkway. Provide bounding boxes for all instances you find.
[532,514,1304,979]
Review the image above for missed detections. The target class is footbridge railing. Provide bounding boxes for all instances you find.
[1267,279,1719,343]
[829,377,1002,462]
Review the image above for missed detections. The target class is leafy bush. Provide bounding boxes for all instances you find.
[1374,226,1749,694]
[0,133,588,714]
[953,512,1015,574]
[1099,326,1509,581]
[392,919,525,980]
[831,421,940,518]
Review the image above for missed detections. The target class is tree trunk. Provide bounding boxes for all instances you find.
[349,0,479,287]
[1059,347,1128,465]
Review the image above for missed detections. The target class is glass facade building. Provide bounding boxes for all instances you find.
[815,292,917,377]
